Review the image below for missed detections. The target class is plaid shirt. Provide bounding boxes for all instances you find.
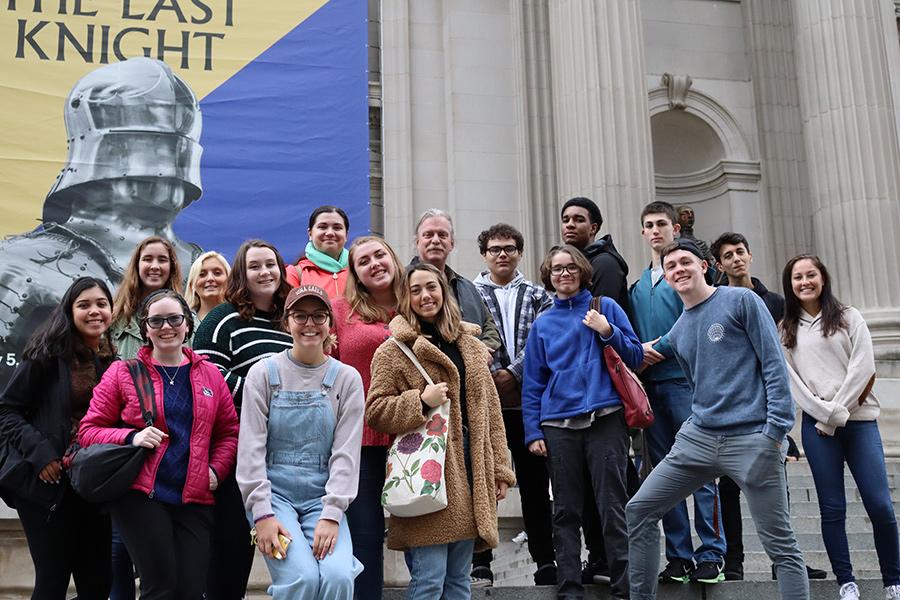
[473,271,553,382]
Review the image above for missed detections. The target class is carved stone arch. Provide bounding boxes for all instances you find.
[648,86,755,162]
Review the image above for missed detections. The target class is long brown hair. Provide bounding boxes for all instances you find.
[113,236,183,324]
[225,239,292,321]
[399,263,462,341]
[345,236,403,324]
[780,254,847,349]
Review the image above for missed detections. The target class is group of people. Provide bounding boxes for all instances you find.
[0,198,897,600]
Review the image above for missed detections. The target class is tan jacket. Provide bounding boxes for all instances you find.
[366,315,515,551]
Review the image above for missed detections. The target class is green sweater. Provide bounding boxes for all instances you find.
[192,303,293,410]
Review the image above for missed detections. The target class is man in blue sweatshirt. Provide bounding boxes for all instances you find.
[629,202,725,585]
[625,239,808,600]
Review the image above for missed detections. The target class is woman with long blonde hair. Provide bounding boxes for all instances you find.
[331,236,403,600]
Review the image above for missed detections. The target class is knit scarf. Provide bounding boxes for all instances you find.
[305,241,349,273]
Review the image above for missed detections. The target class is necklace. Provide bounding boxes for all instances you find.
[160,364,182,385]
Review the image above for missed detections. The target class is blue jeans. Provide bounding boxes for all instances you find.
[627,422,808,600]
[407,539,475,600]
[346,446,387,600]
[644,379,725,564]
[802,413,900,586]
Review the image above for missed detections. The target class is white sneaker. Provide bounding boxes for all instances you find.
[885,584,900,600]
[511,530,528,545]
[840,582,860,600]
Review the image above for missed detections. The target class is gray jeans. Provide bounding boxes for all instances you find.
[625,421,808,600]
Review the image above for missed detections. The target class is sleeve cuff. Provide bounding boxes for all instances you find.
[320,504,344,523]
[761,423,788,443]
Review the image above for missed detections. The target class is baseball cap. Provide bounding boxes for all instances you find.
[284,285,333,315]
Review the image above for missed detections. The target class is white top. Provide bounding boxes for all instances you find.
[782,306,879,436]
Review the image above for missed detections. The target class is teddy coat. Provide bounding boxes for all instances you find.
[366,315,515,552]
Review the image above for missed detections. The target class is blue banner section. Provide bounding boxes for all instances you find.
[175,0,370,263]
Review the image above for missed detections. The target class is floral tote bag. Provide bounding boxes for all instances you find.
[381,338,449,517]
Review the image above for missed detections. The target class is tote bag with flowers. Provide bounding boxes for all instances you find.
[381,338,449,517]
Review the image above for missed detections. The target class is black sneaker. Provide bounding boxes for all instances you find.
[724,562,744,581]
[691,561,724,584]
[771,564,828,580]
[534,562,557,586]
[470,566,493,588]
[581,560,610,584]
[659,558,693,584]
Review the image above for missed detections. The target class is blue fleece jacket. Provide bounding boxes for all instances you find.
[521,289,644,445]
[628,266,684,382]
[663,286,794,442]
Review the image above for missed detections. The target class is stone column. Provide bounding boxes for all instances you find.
[743,0,813,273]
[792,0,900,360]
[547,0,655,273]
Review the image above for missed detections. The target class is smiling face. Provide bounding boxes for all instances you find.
[717,242,753,281]
[196,257,228,306]
[561,206,598,250]
[145,297,188,352]
[287,297,332,350]
[72,286,112,347]
[790,258,823,307]
[138,242,172,291]
[408,269,443,322]
[352,240,397,292]
[415,216,454,270]
[641,213,679,253]
[482,236,521,282]
[245,246,281,302]
[663,249,707,295]
[549,251,582,298]
[309,211,348,259]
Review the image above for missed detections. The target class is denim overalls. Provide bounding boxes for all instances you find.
[257,356,362,600]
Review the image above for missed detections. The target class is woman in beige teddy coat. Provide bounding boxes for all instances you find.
[367,263,515,600]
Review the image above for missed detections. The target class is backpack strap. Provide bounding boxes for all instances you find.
[125,360,156,428]
[390,338,435,386]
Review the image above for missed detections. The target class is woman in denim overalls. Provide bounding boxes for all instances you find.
[237,285,364,599]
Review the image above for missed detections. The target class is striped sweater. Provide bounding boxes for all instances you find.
[193,303,293,411]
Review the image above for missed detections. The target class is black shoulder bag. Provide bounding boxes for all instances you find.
[68,360,156,503]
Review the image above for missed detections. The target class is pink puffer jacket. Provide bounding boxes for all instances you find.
[79,346,239,505]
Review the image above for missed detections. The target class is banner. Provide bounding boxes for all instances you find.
[0,0,370,386]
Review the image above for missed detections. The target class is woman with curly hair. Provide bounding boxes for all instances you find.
[194,239,293,600]
[367,263,515,600]
[781,255,900,600]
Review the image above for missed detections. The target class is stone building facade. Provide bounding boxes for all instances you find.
[377,0,900,447]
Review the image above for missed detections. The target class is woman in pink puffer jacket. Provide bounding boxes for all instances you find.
[79,289,239,599]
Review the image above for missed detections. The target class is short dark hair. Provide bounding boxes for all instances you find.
[561,197,603,228]
[539,245,593,291]
[138,289,196,345]
[710,232,750,262]
[640,201,677,226]
[308,205,350,231]
[477,223,525,254]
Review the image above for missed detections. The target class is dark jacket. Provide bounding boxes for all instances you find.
[582,234,630,312]
[0,358,76,508]
[716,277,785,325]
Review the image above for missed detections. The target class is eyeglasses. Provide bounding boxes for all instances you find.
[289,311,330,325]
[486,245,519,257]
[549,264,580,276]
[144,314,187,329]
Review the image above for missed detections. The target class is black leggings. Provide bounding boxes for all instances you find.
[16,484,111,600]
[109,491,213,600]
